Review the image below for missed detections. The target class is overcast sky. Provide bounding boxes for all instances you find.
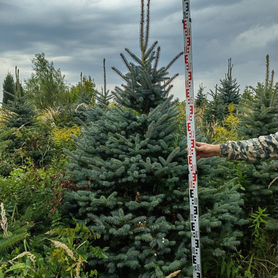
[0,0,277,101]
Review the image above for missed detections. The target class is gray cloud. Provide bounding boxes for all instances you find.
[0,0,277,101]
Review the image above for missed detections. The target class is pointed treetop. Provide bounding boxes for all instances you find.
[263,54,276,90]
[270,70,274,88]
[14,66,24,99]
[96,58,113,108]
[227,58,233,80]
[265,54,270,88]
[80,72,83,86]
[103,58,107,95]
[110,0,183,113]
[140,0,151,61]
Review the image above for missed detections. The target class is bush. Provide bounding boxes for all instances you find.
[0,124,55,176]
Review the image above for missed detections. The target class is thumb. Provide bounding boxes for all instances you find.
[196,142,205,147]
[196,142,206,150]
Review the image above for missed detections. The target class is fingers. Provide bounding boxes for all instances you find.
[195,142,218,160]
[196,142,206,152]
[195,143,201,151]
[196,142,213,159]
[196,142,205,147]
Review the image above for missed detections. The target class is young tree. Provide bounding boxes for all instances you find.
[25,53,67,109]
[76,59,113,125]
[2,73,15,105]
[195,84,207,108]
[218,58,240,107]
[63,2,244,277]
[237,55,278,276]
[240,55,278,138]
[70,73,97,106]
[2,67,33,128]
[96,59,113,109]
[0,67,55,175]
[205,59,241,127]
[204,85,226,124]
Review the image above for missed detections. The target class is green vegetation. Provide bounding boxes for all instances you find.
[0,1,277,277]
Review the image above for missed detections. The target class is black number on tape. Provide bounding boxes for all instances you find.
[192,255,197,264]
[195,239,199,248]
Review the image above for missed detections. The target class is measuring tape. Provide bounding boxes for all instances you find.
[182,1,202,278]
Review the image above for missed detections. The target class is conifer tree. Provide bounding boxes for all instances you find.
[0,67,55,174]
[78,59,113,125]
[240,55,278,138]
[96,59,113,109]
[205,59,240,126]
[195,84,207,108]
[237,55,278,272]
[63,2,244,277]
[71,73,97,106]
[204,85,226,124]
[218,58,240,107]
[3,67,34,128]
[2,72,15,105]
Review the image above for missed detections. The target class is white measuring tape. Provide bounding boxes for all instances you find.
[182,1,202,278]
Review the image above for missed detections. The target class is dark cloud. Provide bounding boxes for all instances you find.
[0,1,18,11]
[0,0,277,101]
[193,0,243,8]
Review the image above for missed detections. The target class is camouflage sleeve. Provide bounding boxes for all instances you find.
[220,132,278,162]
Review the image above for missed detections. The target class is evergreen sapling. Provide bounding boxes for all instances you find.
[64,1,245,277]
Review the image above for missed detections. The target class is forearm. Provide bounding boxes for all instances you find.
[220,132,278,162]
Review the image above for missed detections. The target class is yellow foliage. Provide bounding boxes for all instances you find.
[213,126,239,143]
[108,102,119,110]
[225,114,240,129]
[0,109,15,127]
[228,103,237,114]
[213,113,240,143]
[0,115,6,128]
[52,126,81,146]
[37,107,61,124]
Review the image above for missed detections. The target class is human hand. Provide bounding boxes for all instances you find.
[195,142,221,159]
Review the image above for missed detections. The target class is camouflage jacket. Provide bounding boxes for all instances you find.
[220,132,278,162]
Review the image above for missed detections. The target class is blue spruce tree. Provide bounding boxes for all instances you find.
[237,55,278,276]
[218,58,240,108]
[240,55,278,138]
[63,1,245,277]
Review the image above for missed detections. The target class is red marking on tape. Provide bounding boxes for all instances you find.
[188,71,192,81]
[185,54,189,65]
[187,36,191,46]
[187,125,194,138]
[187,122,192,132]
[193,172,197,182]
[188,155,193,168]
[186,88,191,100]
[183,23,189,36]
[190,139,195,149]
[189,104,194,115]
